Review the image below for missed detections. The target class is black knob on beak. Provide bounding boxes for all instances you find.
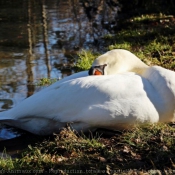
[88,67,94,75]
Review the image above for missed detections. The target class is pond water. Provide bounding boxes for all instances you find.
[0,0,119,139]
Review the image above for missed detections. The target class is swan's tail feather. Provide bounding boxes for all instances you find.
[0,110,13,121]
[0,117,13,121]
[0,111,18,129]
[0,116,14,124]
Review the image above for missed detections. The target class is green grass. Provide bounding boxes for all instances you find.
[106,14,175,70]
[0,124,175,174]
[0,150,14,169]
[75,50,100,71]
[37,78,57,86]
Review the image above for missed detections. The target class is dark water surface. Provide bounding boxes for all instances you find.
[0,0,119,140]
[0,0,119,111]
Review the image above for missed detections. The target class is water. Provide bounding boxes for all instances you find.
[0,0,119,138]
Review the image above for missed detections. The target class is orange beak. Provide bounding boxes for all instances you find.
[88,64,107,76]
[94,70,103,75]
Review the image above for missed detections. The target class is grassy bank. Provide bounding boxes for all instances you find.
[0,13,175,174]
[0,124,175,174]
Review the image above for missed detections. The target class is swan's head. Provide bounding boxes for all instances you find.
[89,49,148,76]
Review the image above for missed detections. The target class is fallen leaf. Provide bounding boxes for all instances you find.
[98,156,107,162]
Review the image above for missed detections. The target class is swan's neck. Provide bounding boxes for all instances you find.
[94,49,150,76]
[130,65,149,76]
[107,59,149,75]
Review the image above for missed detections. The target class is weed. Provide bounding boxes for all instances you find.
[75,50,99,71]
[37,78,57,86]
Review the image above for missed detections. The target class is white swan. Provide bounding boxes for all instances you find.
[0,49,175,136]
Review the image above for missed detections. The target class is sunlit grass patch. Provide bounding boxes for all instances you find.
[0,150,14,169]
[132,13,174,22]
[75,50,100,71]
[109,42,132,51]
[37,78,57,86]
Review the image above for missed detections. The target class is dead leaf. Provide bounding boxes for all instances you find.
[98,156,107,162]
[123,146,130,153]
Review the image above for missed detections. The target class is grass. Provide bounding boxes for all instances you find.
[1,12,175,174]
[106,14,175,70]
[37,78,57,86]
[75,50,100,71]
[0,124,175,174]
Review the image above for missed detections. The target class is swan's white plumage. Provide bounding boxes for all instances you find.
[0,49,175,136]
[0,72,160,135]
[92,49,148,75]
[143,66,175,122]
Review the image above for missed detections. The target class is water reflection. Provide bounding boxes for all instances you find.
[0,0,119,110]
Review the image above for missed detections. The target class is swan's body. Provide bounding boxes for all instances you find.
[0,49,175,136]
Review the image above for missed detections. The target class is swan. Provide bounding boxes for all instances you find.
[0,49,175,137]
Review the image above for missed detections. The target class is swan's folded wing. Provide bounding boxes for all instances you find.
[0,73,160,133]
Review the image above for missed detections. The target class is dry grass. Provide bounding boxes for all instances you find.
[1,123,175,174]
